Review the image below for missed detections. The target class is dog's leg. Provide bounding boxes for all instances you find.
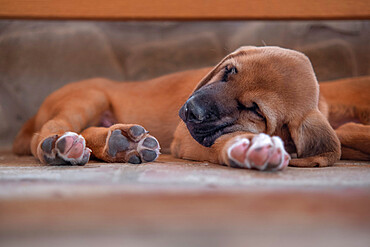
[81,124,160,164]
[335,123,370,160]
[171,123,290,171]
[221,133,291,171]
[31,114,95,166]
[30,89,110,166]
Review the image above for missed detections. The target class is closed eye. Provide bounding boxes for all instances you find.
[222,65,238,82]
[238,101,265,119]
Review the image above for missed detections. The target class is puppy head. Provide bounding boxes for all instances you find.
[179,46,339,163]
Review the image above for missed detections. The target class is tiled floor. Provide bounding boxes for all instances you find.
[0,150,369,247]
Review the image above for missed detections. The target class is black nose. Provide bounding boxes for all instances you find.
[179,96,218,123]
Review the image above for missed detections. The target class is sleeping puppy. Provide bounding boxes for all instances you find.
[13,46,370,171]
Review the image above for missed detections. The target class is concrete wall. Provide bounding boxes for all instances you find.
[0,20,369,147]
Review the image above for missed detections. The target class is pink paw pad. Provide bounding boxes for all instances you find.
[227,133,290,171]
[228,139,250,168]
[40,132,91,166]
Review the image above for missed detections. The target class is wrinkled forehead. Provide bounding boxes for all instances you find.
[194,46,272,91]
[194,46,315,92]
[225,46,319,104]
[221,46,299,66]
[220,46,257,64]
[219,46,314,81]
[213,47,268,74]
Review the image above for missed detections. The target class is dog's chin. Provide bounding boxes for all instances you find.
[186,123,234,147]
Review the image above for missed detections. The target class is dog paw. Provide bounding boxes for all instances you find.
[105,125,160,164]
[226,133,290,171]
[39,132,91,165]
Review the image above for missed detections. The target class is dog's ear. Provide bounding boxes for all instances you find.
[194,46,257,92]
[193,58,227,92]
[288,109,341,167]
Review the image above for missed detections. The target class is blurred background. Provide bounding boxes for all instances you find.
[0,20,369,147]
[0,13,370,247]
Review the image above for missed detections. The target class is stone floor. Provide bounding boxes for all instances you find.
[0,149,369,247]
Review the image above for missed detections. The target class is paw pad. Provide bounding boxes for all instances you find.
[140,149,157,162]
[106,125,160,164]
[129,125,146,140]
[39,132,91,166]
[128,154,142,164]
[41,135,58,154]
[227,133,290,171]
[142,137,159,149]
[108,129,130,156]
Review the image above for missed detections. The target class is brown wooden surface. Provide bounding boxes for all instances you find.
[0,151,370,246]
[0,0,369,20]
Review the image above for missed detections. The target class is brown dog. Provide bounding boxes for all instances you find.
[13,46,370,171]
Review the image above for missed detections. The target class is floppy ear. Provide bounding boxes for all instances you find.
[193,53,235,92]
[288,109,341,167]
[193,46,256,91]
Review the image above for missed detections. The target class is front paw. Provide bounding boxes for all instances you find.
[226,133,290,171]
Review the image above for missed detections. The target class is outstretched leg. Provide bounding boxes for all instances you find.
[171,117,343,170]
[29,88,111,165]
[81,124,160,164]
[15,80,162,166]
[171,123,290,171]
